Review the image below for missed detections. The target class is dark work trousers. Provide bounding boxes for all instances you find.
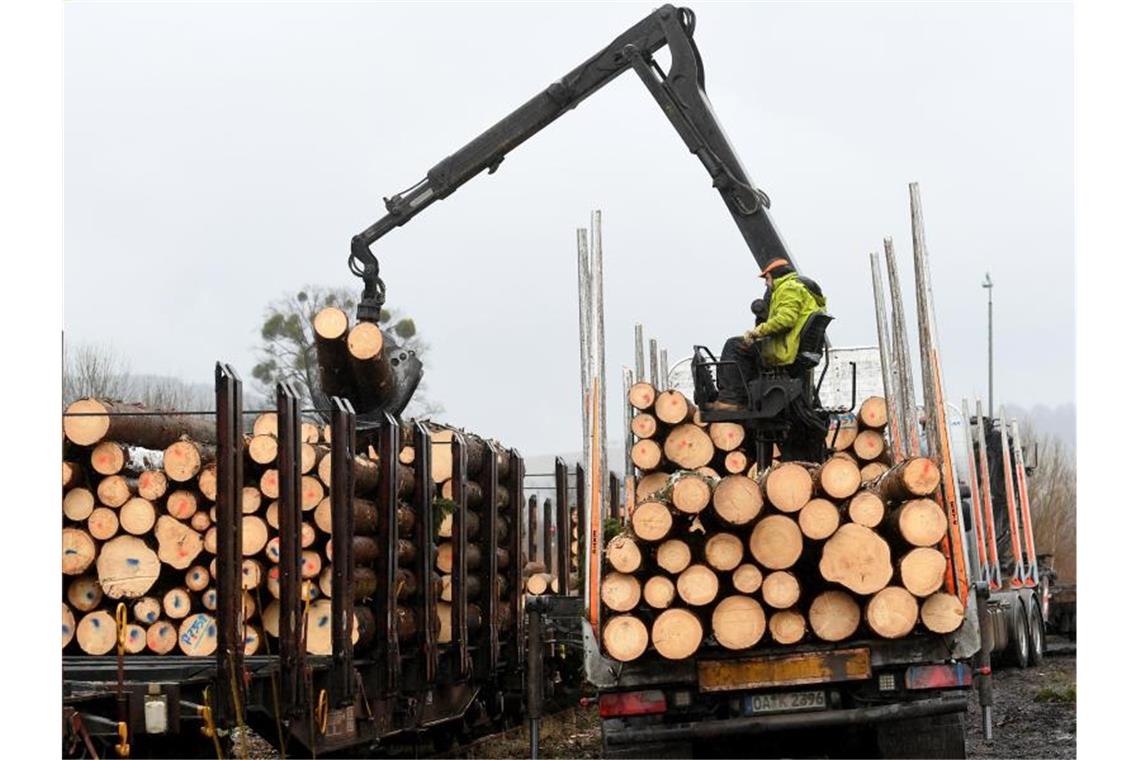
[717,336,762,404]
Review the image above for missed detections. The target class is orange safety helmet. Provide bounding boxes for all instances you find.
[758,258,792,277]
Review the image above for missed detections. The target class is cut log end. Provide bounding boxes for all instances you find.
[643,576,676,609]
[817,457,861,500]
[676,564,719,606]
[899,547,948,597]
[603,615,649,662]
[347,321,385,361]
[713,475,763,525]
[704,532,744,572]
[601,573,641,613]
[819,523,892,595]
[847,491,885,528]
[769,610,807,645]
[798,498,840,540]
[655,539,692,575]
[763,463,813,513]
[761,570,801,609]
[628,382,657,411]
[731,563,763,594]
[749,515,803,570]
[651,608,703,660]
[671,475,711,514]
[664,424,715,470]
[866,586,919,639]
[631,501,672,542]
[809,590,861,642]
[712,595,766,650]
[605,535,642,574]
[313,306,350,340]
[920,592,965,634]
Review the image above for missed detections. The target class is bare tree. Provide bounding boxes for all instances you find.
[1021,423,1076,585]
[62,340,133,405]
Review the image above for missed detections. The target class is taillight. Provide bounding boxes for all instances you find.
[904,663,973,690]
[598,690,668,718]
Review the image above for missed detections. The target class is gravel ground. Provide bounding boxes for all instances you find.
[966,649,1076,760]
[459,648,1076,759]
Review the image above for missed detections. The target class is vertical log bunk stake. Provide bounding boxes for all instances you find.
[997,411,1027,588]
[608,473,621,522]
[412,422,438,686]
[575,464,587,593]
[870,252,905,462]
[508,450,527,671]
[527,495,539,563]
[555,459,571,596]
[975,399,1003,590]
[1010,420,1040,587]
[450,433,471,678]
[372,412,402,695]
[214,363,245,729]
[329,398,357,708]
[275,381,305,722]
[474,441,499,679]
[963,398,991,585]
[543,497,554,581]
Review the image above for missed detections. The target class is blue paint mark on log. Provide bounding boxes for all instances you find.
[147,612,156,621]
[92,618,100,627]
[126,558,140,567]
[319,615,329,627]
[62,625,70,634]
[65,549,77,556]
[207,624,216,637]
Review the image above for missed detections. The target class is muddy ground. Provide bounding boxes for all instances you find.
[463,644,1075,759]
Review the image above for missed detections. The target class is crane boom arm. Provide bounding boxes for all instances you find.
[350,4,794,320]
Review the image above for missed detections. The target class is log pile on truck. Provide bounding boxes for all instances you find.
[601,386,965,663]
[61,389,518,659]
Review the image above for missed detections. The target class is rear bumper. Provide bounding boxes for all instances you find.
[603,694,968,745]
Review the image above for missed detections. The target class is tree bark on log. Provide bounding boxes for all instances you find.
[314,497,379,535]
[63,461,82,490]
[808,590,861,642]
[64,398,217,448]
[819,524,892,595]
[651,608,703,660]
[865,586,919,639]
[313,306,355,398]
[346,322,396,413]
[860,462,890,484]
[874,458,941,500]
[603,614,649,662]
[759,463,813,513]
[749,515,803,570]
[712,595,766,650]
[671,474,711,514]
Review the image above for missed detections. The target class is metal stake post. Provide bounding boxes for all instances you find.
[884,237,921,456]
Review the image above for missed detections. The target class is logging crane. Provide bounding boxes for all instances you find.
[344,4,839,463]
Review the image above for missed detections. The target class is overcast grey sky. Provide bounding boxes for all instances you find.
[64,1,1073,455]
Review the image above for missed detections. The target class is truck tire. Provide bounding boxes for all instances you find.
[875,710,966,759]
[1028,601,1047,666]
[1007,603,1030,669]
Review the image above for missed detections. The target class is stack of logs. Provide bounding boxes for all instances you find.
[602,386,965,663]
[427,426,517,644]
[521,505,580,596]
[61,396,517,658]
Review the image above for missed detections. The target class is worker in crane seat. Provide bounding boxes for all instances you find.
[709,259,827,410]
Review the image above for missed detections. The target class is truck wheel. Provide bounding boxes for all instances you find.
[875,711,966,759]
[1009,603,1030,669]
[1028,601,1047,665]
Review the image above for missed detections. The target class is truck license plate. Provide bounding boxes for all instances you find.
[744,689,826,716]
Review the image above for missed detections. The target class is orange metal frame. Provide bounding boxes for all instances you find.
[974,401,1003,590]
[997,415,1026,589]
